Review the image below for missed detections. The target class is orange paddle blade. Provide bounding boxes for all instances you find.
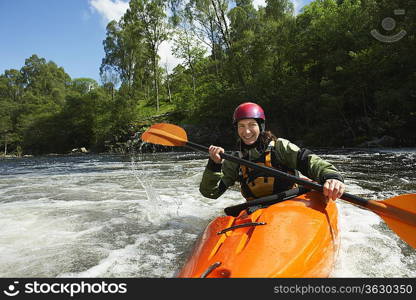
[141,123,188,147]
[374,194,416,248]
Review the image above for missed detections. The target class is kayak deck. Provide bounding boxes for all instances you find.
[178,191,339,278]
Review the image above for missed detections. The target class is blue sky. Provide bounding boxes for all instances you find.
[0,0,311,83]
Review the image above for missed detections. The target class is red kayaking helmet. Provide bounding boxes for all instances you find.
[233,102,266,131]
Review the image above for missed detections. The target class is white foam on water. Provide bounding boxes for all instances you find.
[0,156,148,277]
[331,179,416,277]
[1,152,415,278]
[128,157,239,227]
[60,229,198,278]
[0,201,98,276]
[332,200,416,277]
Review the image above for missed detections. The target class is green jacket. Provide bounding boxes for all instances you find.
[199,138,344,199]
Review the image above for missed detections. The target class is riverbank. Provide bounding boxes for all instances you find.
[1,122,412,158]
[3,145,416,161]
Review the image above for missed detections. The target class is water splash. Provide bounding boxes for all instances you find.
[129,156,182,226]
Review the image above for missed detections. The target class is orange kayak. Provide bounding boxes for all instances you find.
[178,191,339,278]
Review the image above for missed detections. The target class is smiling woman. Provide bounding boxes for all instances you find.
[201,102,346,202]
[237,120,261,145]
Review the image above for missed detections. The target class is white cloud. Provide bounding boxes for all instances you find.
[252,0,266,9]
[89,0,129,23]
[89,0,181,73]
[292,0,302,14]
[252,0,309,15]
[293,0,309,15]
[159,40,184,74]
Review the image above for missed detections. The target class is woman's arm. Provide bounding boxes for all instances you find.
[199,152,239,199]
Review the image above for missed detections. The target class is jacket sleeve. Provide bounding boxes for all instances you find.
[199,158,239,199]
[274,138,344,184]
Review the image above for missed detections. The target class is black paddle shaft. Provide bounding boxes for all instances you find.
[185,141,369,208]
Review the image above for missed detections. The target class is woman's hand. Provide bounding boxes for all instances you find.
[208,145,225,164]
[323,179,345,202]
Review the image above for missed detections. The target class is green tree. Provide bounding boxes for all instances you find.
[135,0,170,111]
[172,26,207,95]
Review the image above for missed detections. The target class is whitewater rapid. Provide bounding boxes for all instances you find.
[0,150,415,277]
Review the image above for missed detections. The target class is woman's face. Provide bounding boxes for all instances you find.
[237,118,260,145]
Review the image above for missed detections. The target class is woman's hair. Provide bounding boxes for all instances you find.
[258,130,278,151]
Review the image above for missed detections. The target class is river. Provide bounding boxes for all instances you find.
[0,149,415,277]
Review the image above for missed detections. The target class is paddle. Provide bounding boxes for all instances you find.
[141,123,416,249]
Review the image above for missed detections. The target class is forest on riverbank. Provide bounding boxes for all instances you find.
[1,0,415,156]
